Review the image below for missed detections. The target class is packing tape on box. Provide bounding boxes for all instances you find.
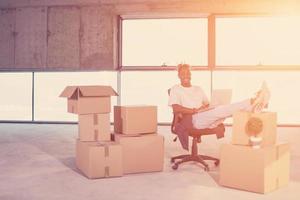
[93,114,98,125]
[104,144,109,157]
[95,143,110,177]
[105,166,110,177]
[276,146,280,189]
[94,130,99,140]
[93,114,99,141]
[95,142,110,157]
[104,144,110,177]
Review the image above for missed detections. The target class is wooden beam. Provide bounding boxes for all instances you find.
[0,0,300,15]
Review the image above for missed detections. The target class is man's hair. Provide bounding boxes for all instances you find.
[177,64,191,74]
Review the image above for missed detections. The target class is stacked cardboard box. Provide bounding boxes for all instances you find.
[76,140,122,179]
[113,105,164,174]
[60,85,122,179]
[60,87,164,178]
[219,111,290,193]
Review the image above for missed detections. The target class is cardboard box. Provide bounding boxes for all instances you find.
[76,139,123,179]
[232,111,277,147]
[113,133,164,174]
[219,143,290,193]
[114,105,157,135]
[78,113,111,142]
[60,85,118,114]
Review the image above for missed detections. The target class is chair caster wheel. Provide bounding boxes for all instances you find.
[204,166,209,171]
[172,164,178,170]
[171,158,175,163]
[214,160,220,166]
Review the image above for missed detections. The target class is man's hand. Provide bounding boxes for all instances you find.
[200,104,209,109]
[194,104,215,113]
[172,104,215,115]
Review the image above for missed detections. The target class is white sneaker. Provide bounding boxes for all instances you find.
[252,81,271,113]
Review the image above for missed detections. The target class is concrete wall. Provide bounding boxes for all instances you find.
[0,0,299,71]
[0,5,116,71]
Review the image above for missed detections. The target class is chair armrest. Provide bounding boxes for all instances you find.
[171,113,183,133]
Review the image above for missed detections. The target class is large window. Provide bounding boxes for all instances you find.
[1,15,300,126]
[216,16,300,66]
[213,71,300,124]
[122,18,208,67]
[121,71,211,123]
[0,73,32,120]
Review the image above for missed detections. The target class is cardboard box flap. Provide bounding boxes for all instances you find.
[78,85,118,97]
[59,86,78,98]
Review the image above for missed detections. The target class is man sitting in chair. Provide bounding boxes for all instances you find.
[168,64,270,147]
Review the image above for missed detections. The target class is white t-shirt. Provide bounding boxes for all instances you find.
[168,84,208,109]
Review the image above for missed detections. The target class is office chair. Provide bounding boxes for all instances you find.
[168,89,225,171]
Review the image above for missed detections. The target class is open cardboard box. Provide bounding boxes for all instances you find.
[60,85,118,114]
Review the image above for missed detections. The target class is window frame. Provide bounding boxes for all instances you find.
[119,14,211,70]
[214,13,300,70]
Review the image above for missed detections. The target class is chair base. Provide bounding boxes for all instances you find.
[170,123,225,171]
[171,154,219,171]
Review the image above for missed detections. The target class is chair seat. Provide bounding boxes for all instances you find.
[189,123,225,137]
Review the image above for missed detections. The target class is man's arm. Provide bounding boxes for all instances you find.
[172,104,213,115]
[172,104,196,114]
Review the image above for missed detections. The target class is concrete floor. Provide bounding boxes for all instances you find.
[0,123,299,200]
